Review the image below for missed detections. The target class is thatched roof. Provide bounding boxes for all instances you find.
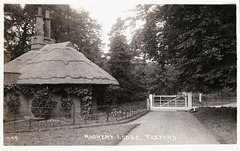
[4,41,119,85]
[4,51,39,73]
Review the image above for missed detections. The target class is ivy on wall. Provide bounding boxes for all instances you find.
[31,87,58,119]
[61,93,74,117]
[4,84,94,119]
[63,85,93,118]
[4,85,20,120]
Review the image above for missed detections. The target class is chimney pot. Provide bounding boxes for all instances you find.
[45,10,50,18]
[44,10,51,38]
[38,7,42,16]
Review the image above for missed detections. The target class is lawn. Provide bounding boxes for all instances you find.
[192,107,237,144]
[4,123,139,145]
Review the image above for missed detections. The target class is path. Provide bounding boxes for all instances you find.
[118,111,219,145]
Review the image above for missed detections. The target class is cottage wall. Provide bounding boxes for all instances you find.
[4,73,20,86]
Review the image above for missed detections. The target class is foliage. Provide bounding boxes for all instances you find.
[47,5,103,65]
[4,85,58,119]
[61,95,74,113]
[143,63,180,94]
[21,85,93,118]
[4,4,34,63]
[4,4,103,65]
[62,85,93,117]
[130,62,149,99]
[107,18,134,103]
[30,86,58,119]
[4,85,20,118]
[130,5,236,92]
[107,18,148,103]
[20,85,58,119]
[104,86,119,105]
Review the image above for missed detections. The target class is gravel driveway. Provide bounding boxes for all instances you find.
[118,111,219,145]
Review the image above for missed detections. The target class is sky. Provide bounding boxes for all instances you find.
[70,1,140,53]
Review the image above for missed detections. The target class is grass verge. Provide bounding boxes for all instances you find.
[191,107,237,144]
[4,123,139,145]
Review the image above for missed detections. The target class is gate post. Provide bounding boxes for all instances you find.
[199,93,202,103]
[182,92,187,110]
[188,93,192,110]
[149,94,153,110]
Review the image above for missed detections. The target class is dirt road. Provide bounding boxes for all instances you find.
[118,111,219,145]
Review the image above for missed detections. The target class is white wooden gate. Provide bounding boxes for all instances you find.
[148,93,192,111]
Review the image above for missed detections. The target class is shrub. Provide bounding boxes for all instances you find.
[4,85,20,119]
[61,95,74,113]
[30,86,58,119]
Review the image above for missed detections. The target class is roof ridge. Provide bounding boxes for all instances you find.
[26,59,92,65]
[18,75,112,81]
[45,41,72,46]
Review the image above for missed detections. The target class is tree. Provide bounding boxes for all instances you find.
[143,63,181,95]
[131,5,236,92]
[4,4,34,63]
[107,18,133,103]
[48,5,103,64]
[128,5,181,95]
[107,18,148,103]
[4,4,103,64]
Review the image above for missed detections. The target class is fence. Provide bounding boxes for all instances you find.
[3,100,147,133]
[192,92,236,107]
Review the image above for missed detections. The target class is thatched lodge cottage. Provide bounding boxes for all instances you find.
[4,7,119,119]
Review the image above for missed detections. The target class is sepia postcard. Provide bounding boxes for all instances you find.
[1,0,239,151]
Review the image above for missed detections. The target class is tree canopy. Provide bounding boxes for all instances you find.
[4,4,103,64]
[107,18,134,103]
[130,5,236,92]
[107,18,147,103]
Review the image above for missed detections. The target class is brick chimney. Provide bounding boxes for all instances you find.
[30,7,55,51]
[35,7,44,36]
